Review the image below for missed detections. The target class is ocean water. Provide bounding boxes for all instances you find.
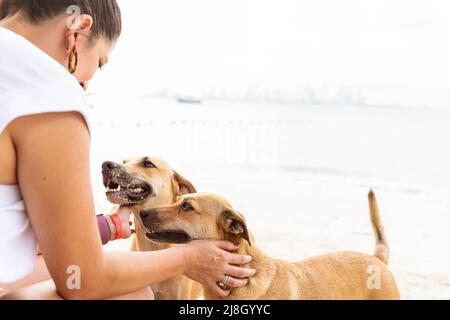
[89,97,450,197]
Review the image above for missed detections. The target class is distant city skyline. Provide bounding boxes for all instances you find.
[89,0,450,108]
[146,84,366,106]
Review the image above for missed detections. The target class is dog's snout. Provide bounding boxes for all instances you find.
[102,161,119,171]
[140,208,161,229]
[140,209,151,219]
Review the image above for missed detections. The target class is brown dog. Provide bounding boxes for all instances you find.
[101,156,203,300]
[140,190,400,300]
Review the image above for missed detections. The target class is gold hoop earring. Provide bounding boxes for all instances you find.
[68,46,78,74]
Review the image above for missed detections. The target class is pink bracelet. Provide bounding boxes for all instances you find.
[97,215,111,245]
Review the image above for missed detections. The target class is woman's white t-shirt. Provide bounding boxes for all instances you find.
[0,27,92,284]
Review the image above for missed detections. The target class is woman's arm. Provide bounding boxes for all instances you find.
[9,112,254,299]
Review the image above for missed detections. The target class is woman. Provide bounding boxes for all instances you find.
[0,0,255,300]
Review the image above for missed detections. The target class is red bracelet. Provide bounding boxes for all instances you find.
[110,214,123,240]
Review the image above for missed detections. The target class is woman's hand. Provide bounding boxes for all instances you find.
[182,240,256,297]
[106,206,134,240]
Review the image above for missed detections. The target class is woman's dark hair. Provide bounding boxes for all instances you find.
[0,0,121,42]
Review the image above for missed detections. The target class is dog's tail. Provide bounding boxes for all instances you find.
[368,190,389,265]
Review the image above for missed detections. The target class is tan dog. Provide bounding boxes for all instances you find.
[101,157,203,300]
[140,190,400,300]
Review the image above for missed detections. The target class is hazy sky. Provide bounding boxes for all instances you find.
[90,0,450,107]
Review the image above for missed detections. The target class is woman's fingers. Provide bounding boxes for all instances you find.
[112,206,133,239]
[182,240,255,296]
[225,265,256,279]
[225,251,253,265]
[214,241,254,265]
[220,275,249,288]
[215,240,239,251]
[117,206,132,218]
[209,283,230,297]
[110,205,120,213]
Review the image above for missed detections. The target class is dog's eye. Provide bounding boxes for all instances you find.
[181,202,193,211]
[142,160,156,168]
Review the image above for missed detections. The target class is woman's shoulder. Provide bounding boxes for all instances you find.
[0,27,81,92]
[0,28,91,135]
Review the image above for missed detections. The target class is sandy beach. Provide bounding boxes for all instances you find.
[89,97,450,300]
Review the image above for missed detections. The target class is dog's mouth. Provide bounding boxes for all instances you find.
[145,230,192,244]
[102,170,152,205]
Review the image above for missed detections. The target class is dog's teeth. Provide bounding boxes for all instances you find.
[128,187,143,193]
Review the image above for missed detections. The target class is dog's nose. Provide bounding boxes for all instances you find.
[140,209,150,219]
[102,161,119,170]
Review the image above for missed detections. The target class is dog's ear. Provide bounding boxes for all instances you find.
[220,209,251,246]
[172,171,197,196]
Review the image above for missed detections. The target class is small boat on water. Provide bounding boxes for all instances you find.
[176,96,203,104]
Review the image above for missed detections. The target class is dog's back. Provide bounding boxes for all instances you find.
[223,190,400,300]
[290,190,400,299]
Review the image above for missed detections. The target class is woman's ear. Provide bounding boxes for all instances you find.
[172,171,197,196]
[77,14,94,33]
[221,210,251,246]
[65,14,94,53]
